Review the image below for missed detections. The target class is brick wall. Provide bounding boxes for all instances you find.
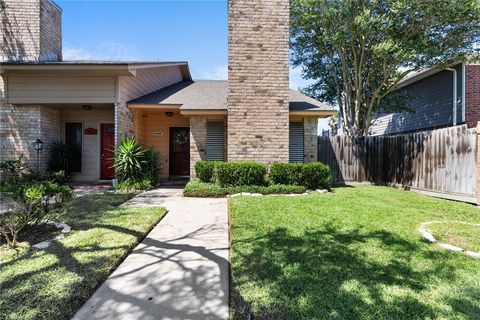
[189,116,206,177]
[39,0,62,61]
[0,104,60,173]
[0,0,61,62]
[304,117,318,162]
[227,0,290,164]
[466,65,480,128]
[117,101,136,142]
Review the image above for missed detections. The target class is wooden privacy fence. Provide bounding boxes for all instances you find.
[318,124,478,204]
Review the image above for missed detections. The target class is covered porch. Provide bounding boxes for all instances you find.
[131,105,227,181]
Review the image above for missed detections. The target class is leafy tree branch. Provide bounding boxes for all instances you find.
[291,0,480,136]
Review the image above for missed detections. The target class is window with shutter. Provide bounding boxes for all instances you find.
[289,122,304,163]
[206,121,225,161]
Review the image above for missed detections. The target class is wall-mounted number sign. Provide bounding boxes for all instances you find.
[84,128,98,135]
[153,131,164,137]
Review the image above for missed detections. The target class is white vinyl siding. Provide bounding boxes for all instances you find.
[206,121,225,161]
[289,122,304,163]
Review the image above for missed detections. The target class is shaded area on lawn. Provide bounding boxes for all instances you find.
[230,186,480,320]
[0,193,166,320]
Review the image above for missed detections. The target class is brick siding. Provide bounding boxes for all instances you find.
[304,117,318,162]
[227,0,290,164]
[0,0,61,62]
[39,0,62,61]
[189,116,206,177]
[117,101,135,141]
[0,104,60,173]
[466,65,480,128]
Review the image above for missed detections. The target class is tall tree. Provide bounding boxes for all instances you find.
[0,1,5,12]
[291,0,480,136]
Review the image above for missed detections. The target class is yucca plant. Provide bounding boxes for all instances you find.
[113,137,147,183]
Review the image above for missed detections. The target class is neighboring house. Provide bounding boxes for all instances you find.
[0,0,335,182]
[370,63,480,135]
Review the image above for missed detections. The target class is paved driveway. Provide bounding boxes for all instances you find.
[72,187,229,320]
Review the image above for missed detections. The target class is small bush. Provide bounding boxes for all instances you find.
[113,137,161,188]
[269,163,303,185]
[215,162,267,187]
[115,178,154,192]
[114,137,147,183]
[183,179,306,197]
[143,148,161,185]
[183,179,226,197]
[0,155,32,178]
[301,162,332,189]
[47,140,81,175]
[0,170,73,248]
[269,162,332,189]
[195,161,222,183]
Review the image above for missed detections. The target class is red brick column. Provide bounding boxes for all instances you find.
[477,121,480,206]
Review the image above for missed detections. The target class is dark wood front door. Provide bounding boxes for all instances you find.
[101,123,115,179]
[169,127,190,177]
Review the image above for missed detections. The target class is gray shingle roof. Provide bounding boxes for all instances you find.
[129,80,335,113]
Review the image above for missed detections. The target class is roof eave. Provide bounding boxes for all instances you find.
[0,64,135,76]
[289,110,337,117]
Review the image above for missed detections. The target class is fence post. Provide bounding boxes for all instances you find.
[477,122,480,206]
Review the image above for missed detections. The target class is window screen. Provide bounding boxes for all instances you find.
[289,122,304,163]
[65,122,82,172]
[206,121,225,161]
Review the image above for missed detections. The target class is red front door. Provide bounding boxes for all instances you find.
[101,123,115,179]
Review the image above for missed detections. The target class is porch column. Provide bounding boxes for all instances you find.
[116,101,135,144]
[189,115,207,178]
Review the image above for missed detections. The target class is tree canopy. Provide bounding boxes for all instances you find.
[291,0,480,136]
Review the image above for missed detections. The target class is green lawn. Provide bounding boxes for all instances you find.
[428,221,480,253]
[230,186,480,320]
[0,192,166,320]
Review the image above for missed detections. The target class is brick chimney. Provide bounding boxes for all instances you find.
[0,0,62,62]
[227,0,290,163]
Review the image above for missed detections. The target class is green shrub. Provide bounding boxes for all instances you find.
[47,140,81,174]
[114,137,147,183]
[143,148,161,185]
[269,162,332,189]
[113,137,161,188]
[115,178,153,192]
[0,171,73,248]
[215,161,267,187]
[195,160,221,182]
[269,163,303,185]
[183,179,306,197]
[0,155,32,179]
[301,162,332,189]
[183,179,226,197]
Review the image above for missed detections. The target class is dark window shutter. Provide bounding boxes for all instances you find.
[289,122,304,163]
[206,121,225,161]
[65,122,82,172]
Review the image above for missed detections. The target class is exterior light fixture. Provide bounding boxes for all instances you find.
[33,138,43,173]
[82,105,93,111]
[165,111,174,117]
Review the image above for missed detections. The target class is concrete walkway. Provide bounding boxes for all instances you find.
[73,187,229,320]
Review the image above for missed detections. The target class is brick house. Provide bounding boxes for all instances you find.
[0,0,335,182]
[370,63,480,136]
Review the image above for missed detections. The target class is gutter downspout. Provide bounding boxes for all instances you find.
[461,63,466,123]
[445,67,457,126]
